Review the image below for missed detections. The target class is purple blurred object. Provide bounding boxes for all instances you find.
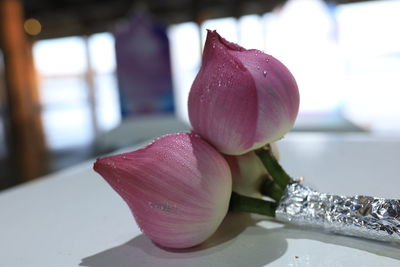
[114,12,174,116]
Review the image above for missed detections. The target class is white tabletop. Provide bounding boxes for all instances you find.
[1,133,399,267]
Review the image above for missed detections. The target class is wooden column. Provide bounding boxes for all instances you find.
[0,0,48,182]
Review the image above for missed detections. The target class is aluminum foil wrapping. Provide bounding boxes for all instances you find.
[275,180,400,244]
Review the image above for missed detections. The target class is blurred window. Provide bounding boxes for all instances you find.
[33,33,120,150]
[88,33,121,132]
[238,15,265,51]
[336,0,400,132]
[168,22,201,122]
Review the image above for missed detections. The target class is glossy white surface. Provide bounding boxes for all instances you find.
[1,133,399,266]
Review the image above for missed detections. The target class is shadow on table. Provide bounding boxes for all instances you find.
[80,212,287,267]
[80,213,400,267]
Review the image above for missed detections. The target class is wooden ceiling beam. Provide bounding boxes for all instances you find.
[21,0,371,39]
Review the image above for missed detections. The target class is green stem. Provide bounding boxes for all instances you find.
[255,147,292,191]
[260,178,284,202]
[229,192,276,217]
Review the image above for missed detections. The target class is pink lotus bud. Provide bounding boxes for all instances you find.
[225,143,279,198]
[188,30,299,155]
[93,133,232,249]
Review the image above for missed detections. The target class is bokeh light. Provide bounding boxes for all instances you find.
[24,18,42,36]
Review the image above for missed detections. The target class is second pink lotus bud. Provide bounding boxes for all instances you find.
[188,30,300,155]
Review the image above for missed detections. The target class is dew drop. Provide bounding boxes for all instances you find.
[257,66,260,70]
[192,133,201,138]
[218,80,222,87]
[263,70,267,77]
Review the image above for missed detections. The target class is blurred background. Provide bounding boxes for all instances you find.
[1,0,400,191]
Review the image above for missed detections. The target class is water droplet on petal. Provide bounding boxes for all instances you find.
[263,70,267,77]
[192,133,201,138]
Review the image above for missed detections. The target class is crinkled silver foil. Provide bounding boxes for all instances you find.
[275,181,400,244]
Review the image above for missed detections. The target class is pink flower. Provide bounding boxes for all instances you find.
[93,133,232,249]
[188,30,299,155]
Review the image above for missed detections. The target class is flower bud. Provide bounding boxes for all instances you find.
[188,30,299,155]
[225,143,279,198]
[94,133,232,248]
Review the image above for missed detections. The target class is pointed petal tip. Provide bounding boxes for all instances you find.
[205,29,244,52]
[93,158,107,178]
[93,157,103,173]
[206,29,216,34]
[93,156,116,176]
